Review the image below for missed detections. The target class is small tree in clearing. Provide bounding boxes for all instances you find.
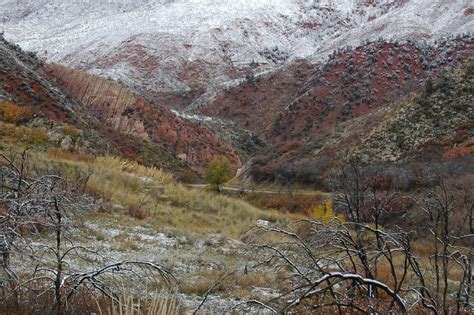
[204,156,232,193]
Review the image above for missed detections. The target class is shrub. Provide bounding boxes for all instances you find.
[276,140,303,154]
[62,123,81,139]
[310,196,343,223]
[176,169,198,184]
[263,193,324,214]
[424,79,435,95]
[0,101,33,124]
[443,141,474,160]
[127,205,148,220]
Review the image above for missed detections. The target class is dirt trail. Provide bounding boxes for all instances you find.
[186,184,321,196]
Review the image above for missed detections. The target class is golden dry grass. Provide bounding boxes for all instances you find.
[3,148,288,238]
[181,269,276,299]
[95,156,174,185]
[100,291,181,315]
[0,122,49,147]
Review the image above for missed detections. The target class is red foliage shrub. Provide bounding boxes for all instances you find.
[364,173,395,191]
[443,140,474,161]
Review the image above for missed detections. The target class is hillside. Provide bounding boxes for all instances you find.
[2,0,472,183]
[357,60,474,163]
[197,37,472,140]
[188,36,473,183]
[247,59,474,185]
[49,64,241,174]
[0,35,109,151]
[1,2,473,313]
[0,34,244,178]
[1,0,472,97]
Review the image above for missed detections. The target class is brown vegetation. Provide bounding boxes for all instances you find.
[0,101,33,124]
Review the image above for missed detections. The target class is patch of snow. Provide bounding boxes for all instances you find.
[171,109,214,122]
[256,219,270,227]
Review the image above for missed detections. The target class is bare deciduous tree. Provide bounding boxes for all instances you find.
[0,150,177,313]
[238,162,473,314]
[413,176,473,314]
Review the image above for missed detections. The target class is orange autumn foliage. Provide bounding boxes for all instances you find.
[0,101,33,124]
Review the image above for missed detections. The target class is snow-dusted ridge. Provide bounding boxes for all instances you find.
[1,0,472,93]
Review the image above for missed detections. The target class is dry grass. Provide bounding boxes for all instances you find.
[0,286,105,315]
[4,149,288,238]
[47,147,96,163]
[0,122,49,147]
[181,269,276,299]
[154,184,286,237]
[0,286,180,315]
[62,123,81,139]
[95,156,174,185]
[106,293,180,315]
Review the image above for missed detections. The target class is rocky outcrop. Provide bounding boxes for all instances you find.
[49,65,241,173]
[0,34,240,175]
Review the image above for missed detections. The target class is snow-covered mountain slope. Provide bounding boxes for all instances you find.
[1,0,472,94]
[316,0,474,55]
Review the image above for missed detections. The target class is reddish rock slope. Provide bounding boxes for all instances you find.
[200,37,473,146]
[49,64,241,173]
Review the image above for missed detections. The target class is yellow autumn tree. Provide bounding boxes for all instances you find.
[311,196,344,223]
[204,155,232,193]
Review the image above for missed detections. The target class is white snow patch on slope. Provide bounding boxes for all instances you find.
[0,0,471,92]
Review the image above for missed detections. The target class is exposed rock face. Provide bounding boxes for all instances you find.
[0,34,240,175]
[60,135,73,150]
[49,65,241,173]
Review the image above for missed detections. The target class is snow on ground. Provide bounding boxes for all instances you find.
[1,1,471,92]
[10,211,275,313]
[171,109,214,122]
